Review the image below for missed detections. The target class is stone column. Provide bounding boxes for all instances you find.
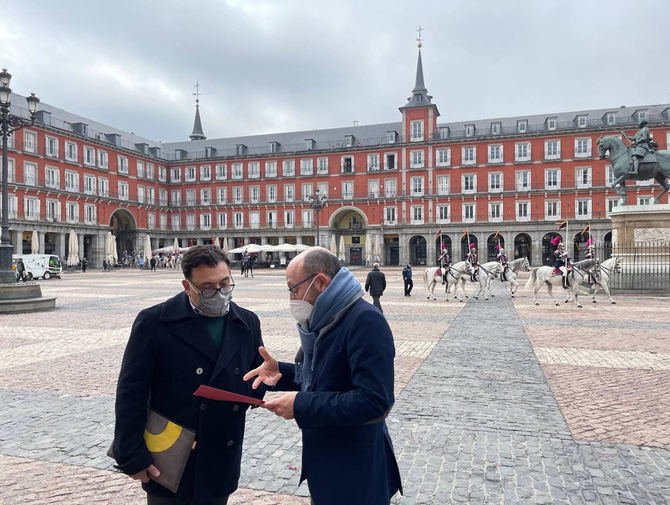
[78,233,85,261]
[38,231,45,254]
[14,228,23,254]
[58,232,66,259]
[399,233,410,266]
[427,233,437,267]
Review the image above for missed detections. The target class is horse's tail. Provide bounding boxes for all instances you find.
[525,268,537,289]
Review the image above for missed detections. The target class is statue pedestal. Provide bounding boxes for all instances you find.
[609,204,670,246]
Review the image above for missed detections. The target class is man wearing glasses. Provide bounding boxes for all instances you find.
[244,247,402,505]
[112,245,265,505]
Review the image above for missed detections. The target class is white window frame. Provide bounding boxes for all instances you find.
[436,204,450,224]
[117,155,128,174]
[316,157,328,174]
[24,130,37,153]
[98,177,109,197]
[545,168,561,189]
[545,200,561,220]
[172,214,182,230]
[216,187,227,204]
[266,185,277,203]
[45,135,59,158]
[574,138,592,158]
[24,196,39,220]
[367,153,380,171]
[83,174,96,195]
[516,200,530,222]
[23,161,37,186]
[249,211,260,230]
[606,197,622,215]
[199,213,211,230]
[46,199,60,221]
[341,156,354,173]
[136,160,145,179]
[249,185,260,204]
[232,187,243,204]
[233,212,244,230]
[185,166,197,182]
[118,181,129,201]
[282,159,295,177]
[384,206,397,225]
[201,188,211,205]
[200,165,211,181]
[410,176,424,197]
[436,148,451,167]
[410,205,424,224]
[302,209,313,228]
[462,174,476,194]
[544,140,561,160]
[172,190,182,206]
[367,180,380,198]
[171,167,181,183]
[384,152,397,170]
[65,141,78,162]
[488,172,503,193]
[217,212,228,230]
[84,204,96,225]
[517,120,528,133]
[215,163,227,180]
[65,170,79,192]
[284,210,294,228]
[488,201,502,222]
[576,166,591,189]
[45,166,60,189]
[384,179,397,198]
[264,161,277,178]
[284,184,294,203]
[98,150,108,169]
[547,118,557,130]
[266,210,277,229]
[159,213,167,230]
[410,150,424,169]
[576,199,592,219]
[462,146,476,165]
[462,202,476,223]
[146,187,155,205]
[299,158,313,176]
[83,145,95,166]
[436,175,450,196]
[410,120,424,141]
[342,181,354,200]
[515,170,531,191]
[186,214,196,231]
[66,201,79,223]
[515,142,531,162]
[248,162,260,179]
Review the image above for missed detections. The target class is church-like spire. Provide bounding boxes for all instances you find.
[399,26,437,111]
[189,80,206,141]
[413,48,427,93]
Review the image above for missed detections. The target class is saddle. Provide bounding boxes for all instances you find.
[552,268,562,276]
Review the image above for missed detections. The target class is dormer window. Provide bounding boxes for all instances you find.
[387,131,397,144]
[344,135,355,148]
[491,122,502,135]
[437,126,449,140]
[304,139,315,151]
[236,144,247,155]
[464,124,474,137]
[577,115,587,128]
[606,112,616,126]
[637,110,647,122]
[415,94,422,103]
[547,118,557,130]
[204,147,216,158]
[269,141,280,153]
[517,120,527,133]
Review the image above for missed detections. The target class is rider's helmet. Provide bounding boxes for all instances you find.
[499,248,504,254]
[639,120,649,128]
[557,242,564,248]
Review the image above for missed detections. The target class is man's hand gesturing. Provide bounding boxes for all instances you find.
[243,346,282,389]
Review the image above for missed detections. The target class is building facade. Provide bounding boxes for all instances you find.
[2,49,669,268]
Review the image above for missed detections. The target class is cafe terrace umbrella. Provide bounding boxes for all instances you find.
[173,237,180,250]
[112,234,118,263]
[329,234,337,256]
[67,230,79,266]
[374,234,382,263]
[144,235,152,265]
[338,235,346,263]
[105,231,115,262]
[31,230,39,254]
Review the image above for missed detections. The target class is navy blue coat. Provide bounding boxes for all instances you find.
[112,292,265,504]
[276,298,402,505]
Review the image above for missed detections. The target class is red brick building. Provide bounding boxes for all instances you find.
[2,48,667,268]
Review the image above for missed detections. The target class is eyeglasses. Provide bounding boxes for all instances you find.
[287,273,317,295]
[189,279,235,299]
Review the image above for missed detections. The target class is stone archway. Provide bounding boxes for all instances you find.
[110,208,137,258]
[604,231,613,258]
[409,235,427,266]
[514,233,532,264]
[542,232,562,266]
[460,234,478,261]
[486,234,504,262]
[573,232,589,261]
[330,207,368,266]
[435,234,452,265]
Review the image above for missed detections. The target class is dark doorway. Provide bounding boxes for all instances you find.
[487,234,504,262]
[350,247,363,266]
[435,234,452,265]
[409,236,427,266]
[542,233,562,266]
[514,234,532,264]
[460,234,478,260]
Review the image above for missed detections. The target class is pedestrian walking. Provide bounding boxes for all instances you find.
[111,245,266,504]
[365,262,387,313]
[150,256,156,271]
[16,258,26,282]
[81,257,87,273]
[102,258,108,272]
[402,262,413,296]
[244,247,402,505]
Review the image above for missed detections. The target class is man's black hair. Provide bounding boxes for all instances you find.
[181,245,230,280]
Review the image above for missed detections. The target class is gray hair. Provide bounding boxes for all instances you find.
[373,262,380,269]
[302,248,341,279]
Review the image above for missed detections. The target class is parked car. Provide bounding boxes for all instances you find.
[12,254,63,280]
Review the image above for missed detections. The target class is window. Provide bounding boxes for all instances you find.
[84,204,96,224]
[267,210,277,229]
[464,124,474,137]
[368,180,380,198]
[118,181,129,201]
[517,120,528,133]
[185,188,196,206]
[201,188,211,205]
[250,186,260,204]
[637,196,652,206]
[6,158,14,183]
[159,189,168,206]
[45,166,60,189]
[384,179,397,198]
[410,150,424,168]
[462,146,476,165]
[46,199,60,221]
[299,159,313,175]
[284,184,294,203]
[317,157,328,174]
[147,213,156,229]
[282,160,295,177]
[436,175,450,195]
[342,181,353,200]
[367,154,380,171]
[266,185,277,203]
[23,161,37,186]
[249,211,260,229]
[158,166,167,182]
[65,141,77,162]
[387,131,397,144]
[341,156,353,173]
[462,174,476,193]
[576,166,591,188]
[436,204,450,223]
[576,199,591,218]
[436,148,451,167]
[384,206,397,225]
[65,171,79,192]
[575,138,592,157]
[200,213,211,230]
[545,140,560,159]
[491,122,502,135]
[216,187,227,204]
[247,162,259,179]
[410,177,424,196]
[302,209,313,228]
[98,177,109,197]
[545,168,561,189]
[317,182,328,197]
[233,187,243,204]
[66,202,79,223]
[302,183,313,201]
[577,116,587,128]
[172,214,181,230]
[171,190,182,206]
[545,200,561,219]
[136,160,145,179]
[516,201,530,221]
[146,163,154,180]
[411,205,423,224]
[547,118,557,130]
[84,146,95,166]
[186,214,196,231]
[605,165,615,186]
[516,170,531,191]
[637,110,647,122]
[265,161,277,177]
[606,112,616,126]
[437,127,449,139]
[488,145,503,163]
[462,203,475,222]
[215,164,227,180]
[284,210,294,228]
[217,212,227,229]
[344,135,354,148]
[160,214,167,230]
[24,130,37,153]
[3,194,18,218]
[384,153,397,170]
[488,172,503,192]
[606,197,622,215]
[515,142,531,161]
[98,150,108,169]
[489,202,502,222]
[171,167,181,182]
[410,120,424,141]
[185,166,197,182]
[117,156,128,174]
[46,136,59,158]
[83,174,96,195]
[200,165,211,181]
[24,197,39,220]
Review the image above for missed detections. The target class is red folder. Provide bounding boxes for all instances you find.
[193,385,265,406]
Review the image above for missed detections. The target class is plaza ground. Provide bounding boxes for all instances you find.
[0,267,668,504]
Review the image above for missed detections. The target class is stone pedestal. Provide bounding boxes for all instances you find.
[0,282,57,313]
[610,204,670,246]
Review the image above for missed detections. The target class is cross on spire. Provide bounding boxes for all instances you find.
[416,25,424,48]
[193,80,202,105]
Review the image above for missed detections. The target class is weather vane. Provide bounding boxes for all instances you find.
[416,25,424,48]
[193,80,202,105]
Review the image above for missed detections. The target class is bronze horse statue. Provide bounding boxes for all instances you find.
[597,135,670,203]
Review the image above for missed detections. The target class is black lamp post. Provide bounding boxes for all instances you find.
[0,69,40,284]
[307,188,327,247]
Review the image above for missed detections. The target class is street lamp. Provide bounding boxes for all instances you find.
[1,69,40,284]
[307,188,328,247]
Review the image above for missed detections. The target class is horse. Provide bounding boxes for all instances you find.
[496,257,530,297]
[471,261,502,300]
[423,261,470,302]
[597,135,670,203]
[567,257,622,305]
[524,263,584,307]
[241,255,256,278]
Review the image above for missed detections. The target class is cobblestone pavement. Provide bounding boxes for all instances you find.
[1,268,669,504]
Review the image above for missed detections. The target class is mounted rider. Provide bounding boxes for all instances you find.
[585,244,600,284]
[497,248,509,282]
[553,242,571,289]
[437,248,451,285]
[623,120,655,175]
[467,244,479,282]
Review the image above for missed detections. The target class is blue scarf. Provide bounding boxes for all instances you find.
[294,267,363,391]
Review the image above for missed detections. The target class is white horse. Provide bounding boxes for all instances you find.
[524,264,584,307]
[496,257,531,297]
[423,261,470,302]
[567,257,622,305]
[471,262,502,300]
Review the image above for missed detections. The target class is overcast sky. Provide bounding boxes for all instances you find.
[2,0,669,143]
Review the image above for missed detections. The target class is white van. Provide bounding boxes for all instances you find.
[12,254,63,280]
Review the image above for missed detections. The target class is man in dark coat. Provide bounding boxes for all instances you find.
[150,255,157,271]
[112,245,265,505]
[16,258,26,282]
[364,262,387,313]
[402,262,413,296]
[244,247,402,505]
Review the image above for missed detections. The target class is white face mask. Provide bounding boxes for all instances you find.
[289,277,317,326]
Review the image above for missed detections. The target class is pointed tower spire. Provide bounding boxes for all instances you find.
[413,46,427,93]
[189,80,206,141]
[399,26,437,112]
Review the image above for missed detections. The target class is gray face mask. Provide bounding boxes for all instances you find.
[189,281,232,317]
